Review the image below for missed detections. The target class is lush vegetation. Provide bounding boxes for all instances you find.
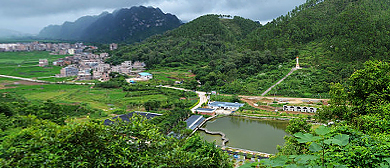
[257,61,390,167]
[0,110,231,167]
[106,0,390,98]
[0,82,230,167]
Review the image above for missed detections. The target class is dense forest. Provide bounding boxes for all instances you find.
[107,0,390,98]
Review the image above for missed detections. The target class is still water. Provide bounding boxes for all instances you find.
[198,116,289,154]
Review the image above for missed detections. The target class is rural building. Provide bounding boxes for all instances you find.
[208,101,245,111]
[121,61,132,67]
[138,72,153,80]
[67,49,75,55]
[133,61,146,69]
[59,66,78,77]
[53,60,66,66]
[283,105,317,113]
[104,111,162,125]
[185,115,205,130]
[194,108,216,116]
[110,43,118,50]
[38,59,48,67]
[77,69,92,80]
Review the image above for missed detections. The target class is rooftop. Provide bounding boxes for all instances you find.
[208,101,245,108]
[185,115,205,130]
[138,72,152,76]
[195,108,216,112]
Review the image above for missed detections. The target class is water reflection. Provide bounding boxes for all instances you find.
[199,116,289,154]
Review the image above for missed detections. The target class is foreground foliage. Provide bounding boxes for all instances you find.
[0,114,232,167]
[266,60,390,167]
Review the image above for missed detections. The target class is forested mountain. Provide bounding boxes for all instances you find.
[38,6,182,43]
[109,0,390,97]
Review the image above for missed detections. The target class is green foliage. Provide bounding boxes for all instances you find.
[286,118,312,135]
[0,115,232,167]
[0,96,100,126]
[348,60,390,115]
[270,125,390,167]
[150,108,191,134]
[277,118,312,156]
[316,83,350,121]
[275,60,390,167]
[210,94,242,103]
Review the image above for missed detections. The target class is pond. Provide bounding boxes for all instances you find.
[198,116,289,154]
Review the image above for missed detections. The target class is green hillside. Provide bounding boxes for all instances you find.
[108,0,390,98]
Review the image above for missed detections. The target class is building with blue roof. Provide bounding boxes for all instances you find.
[208,101,245,111]
[138,72,153,80]
[185,115,205,130]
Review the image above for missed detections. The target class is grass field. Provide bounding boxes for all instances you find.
[0,83,184,112]
[0,51,68,78]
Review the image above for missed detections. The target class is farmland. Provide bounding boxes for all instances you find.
[0,81,197,112]
[0,51,67,79]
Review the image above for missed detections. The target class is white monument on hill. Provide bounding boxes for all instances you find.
[295,57,301,69]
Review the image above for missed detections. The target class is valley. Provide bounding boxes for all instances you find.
[2,0,390,167]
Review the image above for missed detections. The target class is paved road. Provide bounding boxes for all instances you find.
[158,85,207,113]
[191,91,207,113]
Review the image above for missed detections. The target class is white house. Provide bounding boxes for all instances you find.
[283,105,317,113]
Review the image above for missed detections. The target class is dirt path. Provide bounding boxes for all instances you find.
[240,98,276,111]
[240,96,328,113]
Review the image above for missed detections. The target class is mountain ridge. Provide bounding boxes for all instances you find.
[38,6,182,43]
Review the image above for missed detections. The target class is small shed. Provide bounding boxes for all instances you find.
[185,115,205,130]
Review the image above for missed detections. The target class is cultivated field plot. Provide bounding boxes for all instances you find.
[0,51,67,78]
[0,83,179,111]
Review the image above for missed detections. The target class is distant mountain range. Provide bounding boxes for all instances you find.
[38,6,182,43]
[0,29,30,39]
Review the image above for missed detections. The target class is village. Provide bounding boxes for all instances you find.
[34,42,152,82]
[0,41,92,53]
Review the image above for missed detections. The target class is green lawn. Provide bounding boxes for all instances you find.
[0,51,68,79]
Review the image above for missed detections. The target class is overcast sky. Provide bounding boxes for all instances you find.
[0,0,306,35]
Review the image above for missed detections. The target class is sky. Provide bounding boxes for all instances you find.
[0,0,306,35]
